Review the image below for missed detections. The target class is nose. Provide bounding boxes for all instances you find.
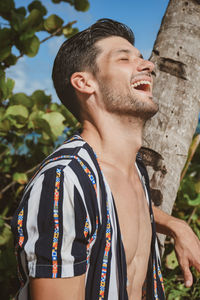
[137,58,154,73]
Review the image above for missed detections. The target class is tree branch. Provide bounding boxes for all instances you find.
[0,164,39,196]
[40,20,77,44]
[16,21,77,60]
[187,207,197,225]
[0,181,15,195]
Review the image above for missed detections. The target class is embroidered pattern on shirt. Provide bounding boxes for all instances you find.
[17,208,24,248]
[99,201,111,300]
[52,167,61,278]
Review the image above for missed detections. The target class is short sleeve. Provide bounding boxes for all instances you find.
[17,165,89,279]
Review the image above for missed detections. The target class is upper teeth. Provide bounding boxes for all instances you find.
[131,80,151,88]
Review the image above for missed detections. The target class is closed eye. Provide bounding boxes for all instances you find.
[120,57,129,61]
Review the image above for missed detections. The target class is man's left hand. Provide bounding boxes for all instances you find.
[153,206,200,287]
[173,220,200,287]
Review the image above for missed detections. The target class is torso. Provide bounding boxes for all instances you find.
[100,161,152,300]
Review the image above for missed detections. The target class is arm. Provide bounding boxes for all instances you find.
[30,274,85,300]
[21,167,89,299]
[153,206,200,287]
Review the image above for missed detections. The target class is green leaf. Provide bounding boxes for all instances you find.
[0,217,4,228]
[181,135,200,181]
[195,181,200,193]
[10,93,33,108]
[15,6,26,17]
[21,35,40,57]
[62,26,73,37]
[0,75,15,101]
[31,90,51,107]
[28,1,47,16]
[0,120,11,133]
[0,68,5,79]
[0,235,17,276]
[19,29,36,41]
[0,107,5,120]
[74,0,90,12]
[6,78,15,98]
[42,112,65,138]
[166,250,178,270]
[35,117,52,137]
[193,223,200,240]
[0,143,9,156]
[29,110,44,121]
[0,46,11,62]
[21,9,43,31]
[60,105,77,127]
[187,194,200,206]
[44,14,64,33]
[0,225,12,246]
[5,104,29,120]
[6,78,15,97]
[15,185,25,198]
[41,130,52,141]
[0,71,6,101]
[0,28,13,48]
[29,110,52,137]
[9,119,25,129]
[49,103,59,111]
[3,54,18,67]
[13,172,28,184]
[0,0,15,15]
[63,27,78,38]
[10,9,25,31]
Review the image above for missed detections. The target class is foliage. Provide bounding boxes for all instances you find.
[0,0,89,298]
[162,134,200,299]
[0,0,200,299]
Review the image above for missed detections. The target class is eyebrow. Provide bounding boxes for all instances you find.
[111,49,144,59]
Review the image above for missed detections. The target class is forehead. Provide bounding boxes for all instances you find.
[95,36,141,59]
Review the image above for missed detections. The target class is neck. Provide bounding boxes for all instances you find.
[81,111,144,177]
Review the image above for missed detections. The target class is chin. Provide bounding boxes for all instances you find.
[128,96,159,120]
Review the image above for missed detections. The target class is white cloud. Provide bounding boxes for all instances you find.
[6,57,28,92]
[48,36,65,57]
[6,57,54,96]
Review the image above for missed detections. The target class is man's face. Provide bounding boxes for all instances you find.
[94,36,158,120]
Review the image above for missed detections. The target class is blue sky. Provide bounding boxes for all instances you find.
[7,0,169,102]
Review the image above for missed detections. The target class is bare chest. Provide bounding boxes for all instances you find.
[106,173,152,299]
[111,179,152,264]
[98,159,152,299]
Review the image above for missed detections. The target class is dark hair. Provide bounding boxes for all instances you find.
[52,18,135,121]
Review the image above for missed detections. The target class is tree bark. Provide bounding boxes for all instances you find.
[142,0,200,217]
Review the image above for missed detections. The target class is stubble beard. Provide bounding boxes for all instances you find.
[98,80,159,121]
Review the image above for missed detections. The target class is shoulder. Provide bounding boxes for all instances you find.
[25,136,87,189]
[23,135,100,202]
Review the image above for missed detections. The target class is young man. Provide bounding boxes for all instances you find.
[12,19,200,300]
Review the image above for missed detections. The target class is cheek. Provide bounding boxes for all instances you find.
[97,65,131,90]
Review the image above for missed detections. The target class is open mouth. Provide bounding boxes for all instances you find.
[131,80,151,92]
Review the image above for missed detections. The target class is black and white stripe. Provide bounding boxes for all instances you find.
[12,135,165,300]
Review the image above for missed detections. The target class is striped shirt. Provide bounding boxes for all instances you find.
[12,134,165,300]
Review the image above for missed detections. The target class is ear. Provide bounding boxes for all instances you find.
[70,72,95,95]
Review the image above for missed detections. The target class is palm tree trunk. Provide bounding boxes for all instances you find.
[142,0,200,218]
